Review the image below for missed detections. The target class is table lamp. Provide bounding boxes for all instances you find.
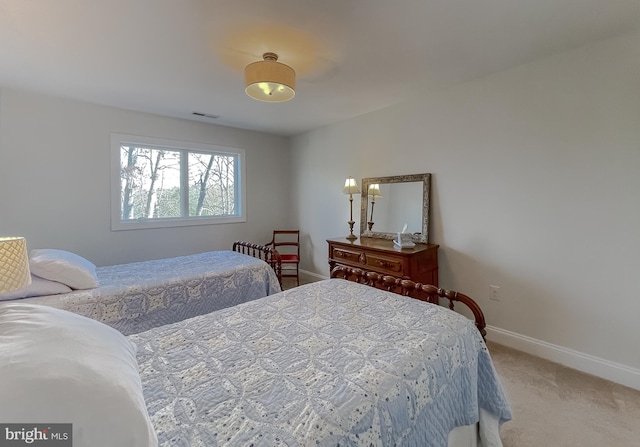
[367,183,383,231]
[343,177,360,241]
[0,237,31,293]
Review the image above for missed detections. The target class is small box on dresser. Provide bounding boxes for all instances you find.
[327,237,439,286]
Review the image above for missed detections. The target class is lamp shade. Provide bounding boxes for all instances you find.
[0,237,31,293]
[245,52,296,103]
[368,184,383,199]
[343,177,360,195]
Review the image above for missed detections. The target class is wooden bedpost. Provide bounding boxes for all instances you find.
[233,241,283,287]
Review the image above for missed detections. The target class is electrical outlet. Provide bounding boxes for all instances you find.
[489,285,501,301]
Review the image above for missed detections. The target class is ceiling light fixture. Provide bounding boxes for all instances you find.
[245,52,295,102]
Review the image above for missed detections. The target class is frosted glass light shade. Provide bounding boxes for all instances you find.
[0,237,31,293]
[245,52,296,102]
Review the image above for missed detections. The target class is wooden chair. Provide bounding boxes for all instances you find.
[266,230,300,286]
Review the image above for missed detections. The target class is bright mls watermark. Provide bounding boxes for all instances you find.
[0,424,71,446]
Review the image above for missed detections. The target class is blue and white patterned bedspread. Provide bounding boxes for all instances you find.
[130,279,511,447]
[22,251,281,335]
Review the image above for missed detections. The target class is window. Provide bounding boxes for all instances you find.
[110,133,246,230]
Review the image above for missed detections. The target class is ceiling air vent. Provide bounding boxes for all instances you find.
[192,112,220,119]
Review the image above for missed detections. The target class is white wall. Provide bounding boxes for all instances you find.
[0,89,292,266]
[291,32,640,387]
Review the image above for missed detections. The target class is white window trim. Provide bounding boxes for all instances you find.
[110,133,246,231]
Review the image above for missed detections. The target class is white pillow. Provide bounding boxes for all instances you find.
[0,274,72,301]
[29,249,98,290]
[0,303,158,447]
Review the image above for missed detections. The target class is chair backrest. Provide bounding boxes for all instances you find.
[269,230,300,258]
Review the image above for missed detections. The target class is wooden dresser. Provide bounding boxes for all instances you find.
[327,237,439,286]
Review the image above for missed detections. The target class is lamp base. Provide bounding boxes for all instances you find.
[346,220,357,241]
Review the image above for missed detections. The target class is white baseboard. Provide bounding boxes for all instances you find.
[486,325,640,391]
[299,269,328,281]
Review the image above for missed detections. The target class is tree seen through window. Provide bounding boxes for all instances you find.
[120,146,237,221]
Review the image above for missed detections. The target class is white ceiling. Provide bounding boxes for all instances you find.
[0,0,638,136]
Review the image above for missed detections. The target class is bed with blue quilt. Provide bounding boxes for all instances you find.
[20,248,281,335]
[130,278,511,447]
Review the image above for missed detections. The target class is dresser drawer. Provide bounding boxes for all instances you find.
[331,247,364,266]
[328,237,439,286]
[364,254,403,274]
[331,246,404,275]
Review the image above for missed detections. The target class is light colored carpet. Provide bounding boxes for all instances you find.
[280,273,318,290]
[282,278,640,446]
[487,342,640,447]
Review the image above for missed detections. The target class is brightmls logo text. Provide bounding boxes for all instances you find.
[0,424,71,447]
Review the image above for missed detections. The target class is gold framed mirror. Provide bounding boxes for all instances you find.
[360,173,431,243]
